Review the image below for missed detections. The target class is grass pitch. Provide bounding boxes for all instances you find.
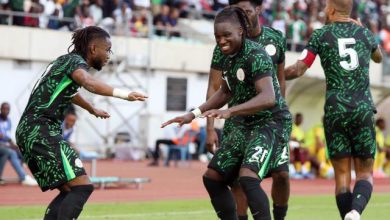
[0,194,389,220]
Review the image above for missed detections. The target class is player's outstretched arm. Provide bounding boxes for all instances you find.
[71,68,148,101]
[285,60,308,80]
[72,93,110,119]
[162,80,231,128]
[371,47,383,63]
[205,76,275,118]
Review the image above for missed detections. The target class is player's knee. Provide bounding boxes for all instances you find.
[70,184,94,201]
[239,176,260,194]
[272,171,289,187]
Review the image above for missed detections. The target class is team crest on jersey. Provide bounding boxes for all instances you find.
[236,68,245,81]
[265,44,277,56]
[75,158,83,168]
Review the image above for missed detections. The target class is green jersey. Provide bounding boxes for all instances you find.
[18,53,88,127]
[221,39,287,125]
[211,26,287,72]
[304,22,378,114]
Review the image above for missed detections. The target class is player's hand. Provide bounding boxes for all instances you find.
[91,108,110,119]
[206,128,219,154]
[202,109,231,119]
[161,113,195,128]
[128,92,148,101]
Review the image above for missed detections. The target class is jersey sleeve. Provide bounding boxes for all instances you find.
[210,45,226,70]
[364,28,379,52]
[66,54,89,78]
[247,49,274,82]
[300,29,320,67]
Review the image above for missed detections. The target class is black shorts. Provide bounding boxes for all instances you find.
[324,110,376,159]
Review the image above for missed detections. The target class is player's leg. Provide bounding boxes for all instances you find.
[203,168,238,220]
[343,157,374,220]
[331,157,353,219]
[239,123,277,220]
[345,111,376,220]
[231,182,248,220]
[239,168,270,220]
[204,123,244,220]
[270,117,292,220]
[44,185,71,220]
[325,113,354,219]
[271,170,289,220]
[58,175,94,220]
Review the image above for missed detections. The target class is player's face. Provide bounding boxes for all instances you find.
[236,1,260,30]
[91,37,112,71]
[215,22,243,55]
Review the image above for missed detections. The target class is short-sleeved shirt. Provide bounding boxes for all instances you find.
[219,39,288,125]
[211,26,287,73]
[304,22,378,115]
[18,53,88,130]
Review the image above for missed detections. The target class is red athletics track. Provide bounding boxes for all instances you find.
[0,160,389,205]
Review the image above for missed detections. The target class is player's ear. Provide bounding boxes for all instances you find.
[89,43,96,55]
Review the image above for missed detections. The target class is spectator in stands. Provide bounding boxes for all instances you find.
[287,12,307,52]
[148,117,199,166]
[9,0,25,26]
[167,6,180,37]
[374,118,387,177]
[305,117,333,178]
[130,7,148,37]
[24,0,44,27]
[153,4,170,36]
[0,102,37,186]
[89,0,103,25]
[78,2,95,27]
[112,1,132,35]
[290,113,313,178]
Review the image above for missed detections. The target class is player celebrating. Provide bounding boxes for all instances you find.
[285,0,382,219]
[16,26,147,220]
[207,1,291,219]
[162,6,289,220]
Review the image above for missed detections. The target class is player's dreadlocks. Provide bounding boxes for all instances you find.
[68,26,110,59]
[214,6,253,39]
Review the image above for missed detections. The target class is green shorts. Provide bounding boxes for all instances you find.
[16,122,86,191]
[208,118,286,184]
[324,110,376,159]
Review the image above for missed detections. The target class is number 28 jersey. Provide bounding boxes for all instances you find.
[302,22,378,114]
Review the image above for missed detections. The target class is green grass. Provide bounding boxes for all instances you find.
[1,194,389,220]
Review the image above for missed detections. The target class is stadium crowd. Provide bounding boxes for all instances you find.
[1,0,390,51]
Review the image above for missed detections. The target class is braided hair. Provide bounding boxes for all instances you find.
[68,26,110,59]
[214,6,253,39]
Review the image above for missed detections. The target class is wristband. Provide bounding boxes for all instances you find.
[113,88,129,100]
[191,108,202,118]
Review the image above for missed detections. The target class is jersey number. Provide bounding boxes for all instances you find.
[249,146,269,163]
[338,38,360,71]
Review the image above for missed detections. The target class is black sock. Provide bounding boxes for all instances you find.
[239,177,271,220]
[203,176,238,220]
[238,215,248,220]
[336,191,352,219]
[273,204,288,220]
[44,191,68,220]
[58,185,94,220]
[351,180,373,214]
